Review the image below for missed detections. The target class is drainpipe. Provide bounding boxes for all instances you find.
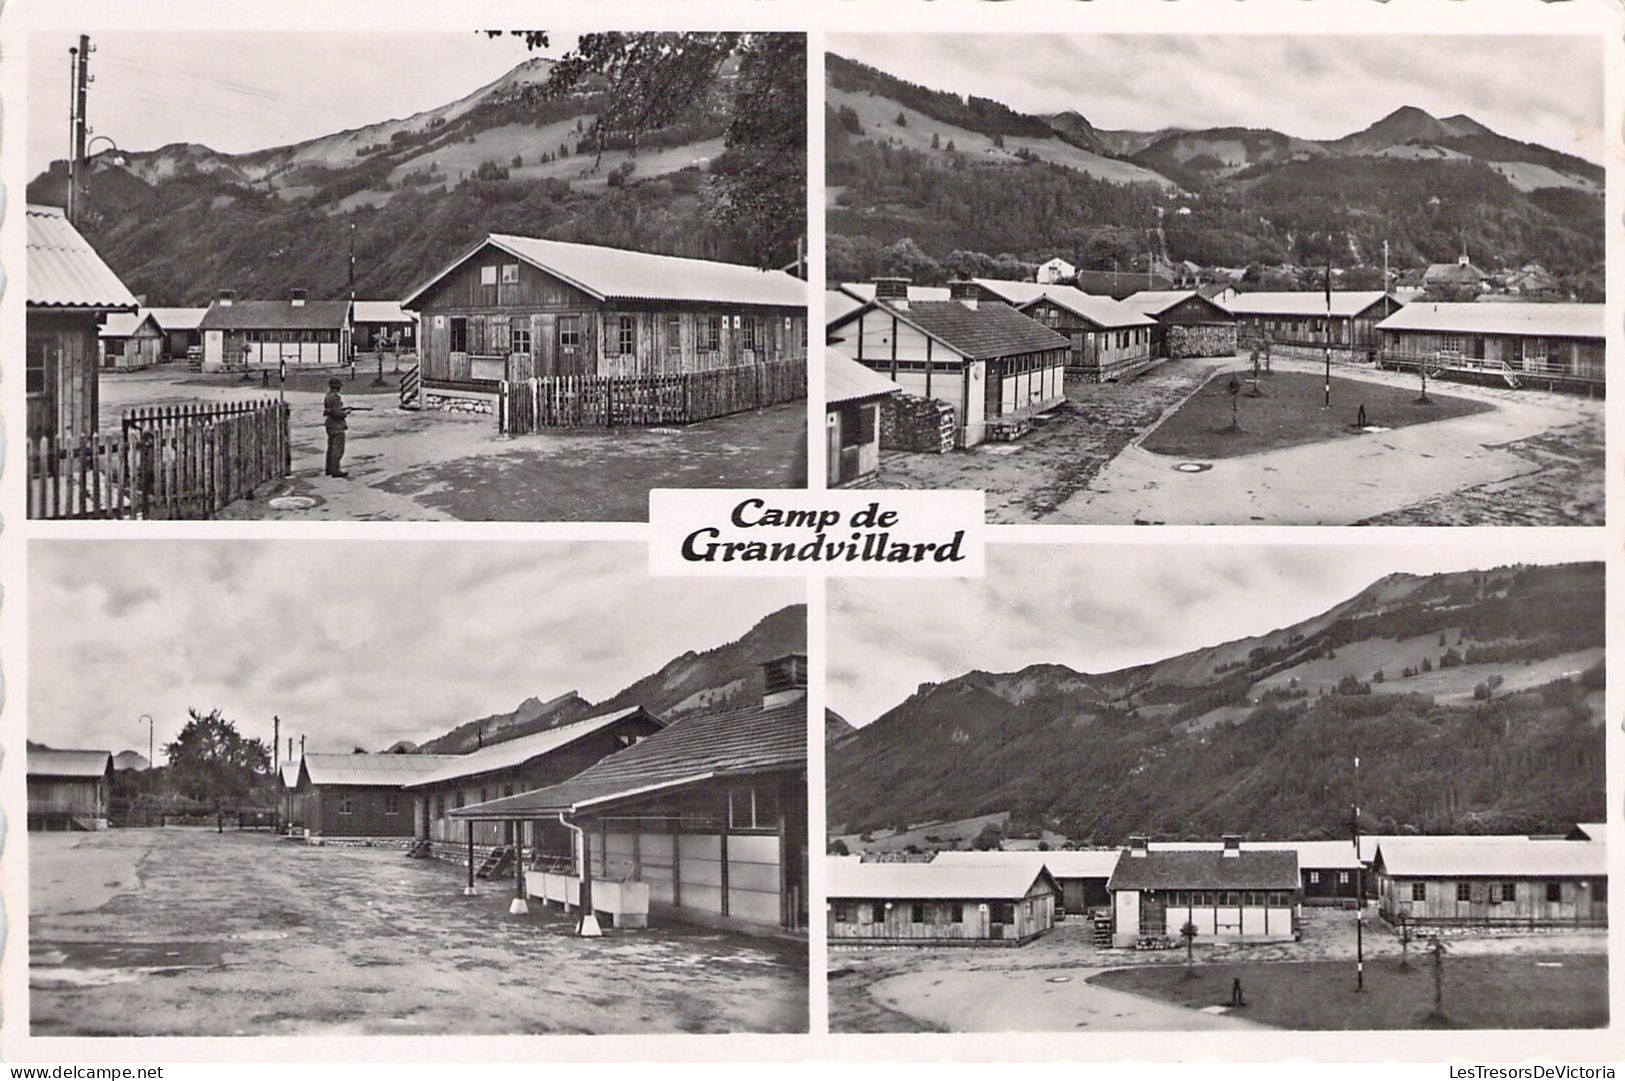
[558,812,601,937]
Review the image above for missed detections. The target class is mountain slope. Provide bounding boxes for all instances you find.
[829,565,1603,842]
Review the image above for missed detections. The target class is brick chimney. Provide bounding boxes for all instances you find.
[872,277,911,310]
[1222,834,1243,858]
[217,288,235,308]
[947,280,979,310]
[760,653,807,708]
[1127,834,1149,858]
[290,288,307,308]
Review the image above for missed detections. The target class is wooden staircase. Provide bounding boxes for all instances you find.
[1498,361,1521,390]
[475,845,513,880]
[404,838,432,859]
[1090,910,1113,947]
[399,366,422,410]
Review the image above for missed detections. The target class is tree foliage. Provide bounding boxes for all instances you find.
[163,709,271,808]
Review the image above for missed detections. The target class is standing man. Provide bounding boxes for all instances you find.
[324,377,353,478]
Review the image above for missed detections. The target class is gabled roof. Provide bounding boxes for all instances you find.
[197,299,352,331]
[146,307,209,331]
[27,748,113,779]
[1356,833,1536,864]
[1147,839,1361,871]
[1226,290,1396,319]
[300,752,465,788]
[26,205,138,312]
[1423,262,1488,285]
[1373,838,1605,879]
[827,858,1059,901]
[1376,301,1602,340]
[932,849,1122,879]
[826,290,866,328]
[1120,290,1236,322]
[826,348,900,405]
[873,299,1070,362]
[404,706,664,790]
[450,696,805,818]
[403,235,807,310]
[839,282,952,304]
[100,311,163,339]
[1108,850,1300,891]
[974,280,1155,330]
[352,300,415,324]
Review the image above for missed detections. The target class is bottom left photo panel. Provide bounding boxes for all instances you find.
[19,538,811,1037]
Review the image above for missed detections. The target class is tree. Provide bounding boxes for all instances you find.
[163,708,271,809]
[828,838,850,856]
[1180,920,1199,976]
[1427,936,1450,1022]
[973,823,1003,851]
[1396,917,1416,971]
[895,111,907,127]
[931,132,940,150]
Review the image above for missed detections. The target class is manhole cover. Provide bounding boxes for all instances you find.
[649,427,682,435]
[268,496,318,511]
[1046,976,1072,984]
[1359,425,1391,433]
[1174,462,1212,473]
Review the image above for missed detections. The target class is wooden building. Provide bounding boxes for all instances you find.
[826,859,1061,945]
[932,849,1119,915]
[400,234,807,410]
[27,749,113,830]
[197,290,353,371]
[451,655,810,936]
[1120,290,1239,360]
[147,307,209,360]
[1227,291,1402,359]
[1373,838,1606,928]
[825,279,1070,447]
[1150,839,1362,905]
[353,299,417,354]
[826,347,899,488]
[100,311,165,369]
[1375,302,1604,391]
[967,280,1158,383]
[405,706,666,859]
[25,204,138,439]
[1108,836,1300,947]
[294,753,463,838]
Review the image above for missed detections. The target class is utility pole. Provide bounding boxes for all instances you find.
[1323,246,1333,410]
[273,716,281,772]
[299,734,306,761]
[1353,752,1364,992]
[67,37,92,225]
[139,713,154,771]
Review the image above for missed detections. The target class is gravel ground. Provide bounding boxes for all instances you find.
[30,830,808,1036]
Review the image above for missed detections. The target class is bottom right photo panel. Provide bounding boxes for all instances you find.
[825,542,1606,1034]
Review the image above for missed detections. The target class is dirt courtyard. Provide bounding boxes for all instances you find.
[29,829,808,1036]
[97,367,807,522]
[869,356,1602,526]
[829,905,1605,1033]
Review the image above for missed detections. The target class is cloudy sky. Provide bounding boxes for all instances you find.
[26,31,553,176]
[830,540,1601,727]
[829,34,1603,164]
[29,540,802,761]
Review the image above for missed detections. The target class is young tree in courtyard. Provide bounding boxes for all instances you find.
[163,708,271,810]
[1180,920,1199,977]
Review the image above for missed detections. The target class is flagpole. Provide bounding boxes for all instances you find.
[1354,752,1364,992]
[1323,243,1332,409]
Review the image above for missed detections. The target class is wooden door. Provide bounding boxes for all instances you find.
[1140,891,1167,936]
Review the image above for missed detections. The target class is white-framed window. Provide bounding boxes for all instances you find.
[501,263,520,285]
[558,316,581,351]
[617,315,636,356]
[706,316,723,352]
[480,266,497,286]
[383,792,400,815]
[338,794,354,815]
[510,319,531,355]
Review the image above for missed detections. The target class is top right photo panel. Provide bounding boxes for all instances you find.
[824,33,1604,526]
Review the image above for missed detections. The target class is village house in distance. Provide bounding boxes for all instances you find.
[823,37,1605,526]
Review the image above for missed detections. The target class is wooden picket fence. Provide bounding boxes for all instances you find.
[28,399,291,519]
[498,357,806,435]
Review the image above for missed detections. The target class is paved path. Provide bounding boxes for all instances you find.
[1053,359,1597,525]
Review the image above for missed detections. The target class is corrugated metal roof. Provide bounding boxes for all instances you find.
[932,849,1122,879]
[827,858,1056,901]
[1108,850,1300,891]
[975,280,1156,330]
[147,307,209,331]
[405,707,661,790]
[840,282,952,303]
[197,299,351,331]
[1374,839,1605,879]
[1377,301,1602,340]
[27,748,113,778]
[353,300,415,324]
[301,752,464,788]
[1356,833,1536,864]
[826,290,865,327]
[100,312,160,339]
[403,235,807,310]
[450,696,805,818]
[891,300,1070,362]
[1225,290,1395,318]
[26,205,138,311]
[826,348,899,405]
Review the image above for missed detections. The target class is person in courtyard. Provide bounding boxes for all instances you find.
[1358,404,1368,428]
[324,378,353,478]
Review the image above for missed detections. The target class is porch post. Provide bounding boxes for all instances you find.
[509,819,528,916]
[578,817,600,936]
[464,820,476,896]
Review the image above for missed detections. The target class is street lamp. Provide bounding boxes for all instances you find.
[138,713,154,770]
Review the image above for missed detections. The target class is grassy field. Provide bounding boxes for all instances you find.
[1090,953,1607,1030]
[1140,370,1493,460]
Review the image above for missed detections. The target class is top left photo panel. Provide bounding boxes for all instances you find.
[21,28,810,522]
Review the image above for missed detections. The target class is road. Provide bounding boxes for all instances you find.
[29,830,808,1035]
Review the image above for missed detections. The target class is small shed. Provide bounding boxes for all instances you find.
[826,859,1061,945]
[100,310,165,369]
[295,753,465,838]
[932,849,1120,914]
[1120,289,1238,359]
[1372,838,1606,928]
[26,204,138,439]
[826,347,899,488]
[27,748,114,830]
[1108,836,1300,946]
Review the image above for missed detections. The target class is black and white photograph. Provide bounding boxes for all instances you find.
[24,540,810,1035]
[823,34,1604,525]
[24,29,808,521]
[826,544,1605,1032]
